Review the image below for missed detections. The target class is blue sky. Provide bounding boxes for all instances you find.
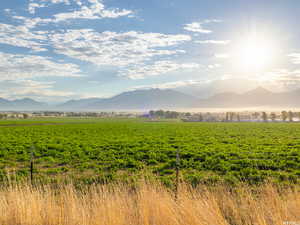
[1,0,300,102]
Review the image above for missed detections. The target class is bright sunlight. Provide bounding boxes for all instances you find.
[233,33,277,72]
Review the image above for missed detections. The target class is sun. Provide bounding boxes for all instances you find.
[234,34,276,72]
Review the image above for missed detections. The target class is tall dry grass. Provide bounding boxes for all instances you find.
[0,181,299,225]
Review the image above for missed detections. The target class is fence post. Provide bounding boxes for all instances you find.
[175,145,180,200]
[30,145,34,185]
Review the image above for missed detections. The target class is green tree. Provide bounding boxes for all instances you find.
[229,112,234,121]
[281,111,288,122]
[297,112,300,121]
[185,112,191,117]
[225,112,229,122]
[156,110,165,118]
[288,111,293,122]
[165,111,179,119]
[237,113,241,122]
[262,112,268,122]
[252,112,260,121]
[198,113,203,122]
[270,112,276,122]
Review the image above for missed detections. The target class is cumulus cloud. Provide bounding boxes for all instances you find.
[49,29,190,66]
[0,52,82,80]
[13,16,56,29]
[119,61,200,79]
[0,23,48,51]
[54,0,133,21]
[26,0,133,22]
[28,0,72,14]
[10,0,134,29]
[184,19,222,33]
[195,40,230,45]
[28,3,46,14]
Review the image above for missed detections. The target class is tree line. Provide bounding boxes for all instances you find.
[149,110,300,122]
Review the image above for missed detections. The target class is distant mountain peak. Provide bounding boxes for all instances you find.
[245,86,272,95]
[14,97,39,102]
[0,97,46,110]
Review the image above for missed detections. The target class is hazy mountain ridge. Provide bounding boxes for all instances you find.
[58,98,104,109]
[1,87,300,111]
[196,87,300,108]
[59,89,199,110]
[175,78,260,98]
[0,98,46,110]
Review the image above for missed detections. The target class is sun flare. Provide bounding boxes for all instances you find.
[234,34,276,72]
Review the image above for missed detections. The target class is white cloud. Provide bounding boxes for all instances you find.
[48,0,70,4]
[195,40,230,45]
[28,0,72,14]
[131,80,205,90]
[49,29,191,66]
[288,53,300,64]
[35,0,71,4]
[28,0,71,14]
[10,0,134,29]
[13,16,55,29]
[208,64,221,69]
[184,22,211,34]
[262,69,300,81]
[0,23,48,51]
[26,0,133,21]
[54,0,133,21]
[0,80,76,101]
[215,53,230,59]
[28,3,46,14]
[0,52,82,80]
[75,0,83,6]
[254,69,300,92]
[119,61,200,79]
[184,19,222,33]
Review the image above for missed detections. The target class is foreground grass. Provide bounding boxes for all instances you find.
[0,181,300,225]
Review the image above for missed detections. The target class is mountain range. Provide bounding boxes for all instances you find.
[0,98,46,111]
[195,87,300,108]
[1,87,300,111]
[58,89,198,111]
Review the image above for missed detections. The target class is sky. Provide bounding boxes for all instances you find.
[1,0,300,102]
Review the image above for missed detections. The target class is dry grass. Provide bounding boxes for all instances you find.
[0,181,299,225]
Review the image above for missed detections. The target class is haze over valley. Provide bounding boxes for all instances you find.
[1,85,300,111]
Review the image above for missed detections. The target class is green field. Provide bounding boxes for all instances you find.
[1,118,300,185]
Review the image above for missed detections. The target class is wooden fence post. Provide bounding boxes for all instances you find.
[30,145,34,185]
[175,145,180,200]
